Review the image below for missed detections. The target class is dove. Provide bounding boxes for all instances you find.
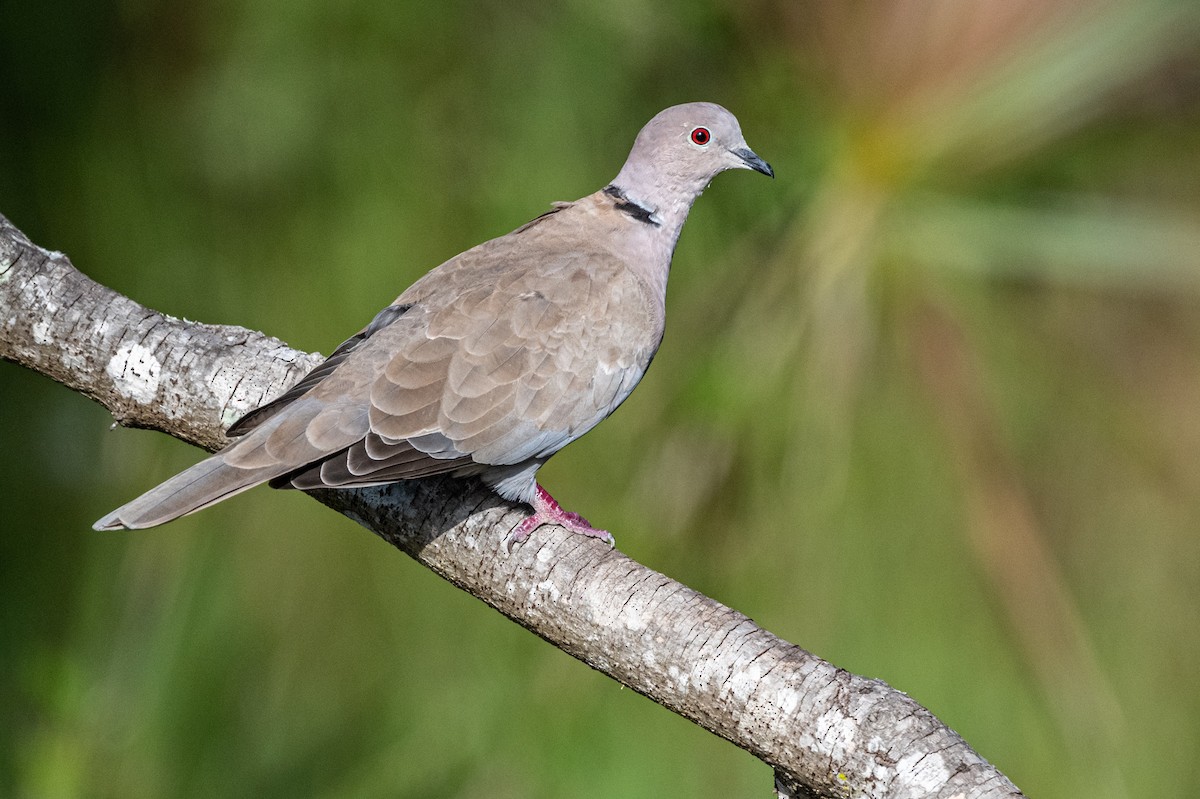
[94,102,773,549]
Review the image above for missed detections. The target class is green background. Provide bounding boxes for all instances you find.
[3,2,1199,797]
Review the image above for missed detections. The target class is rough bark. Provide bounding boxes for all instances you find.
[0,212,1024,799]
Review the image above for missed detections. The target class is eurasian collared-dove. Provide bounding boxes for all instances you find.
[94,102,773,549]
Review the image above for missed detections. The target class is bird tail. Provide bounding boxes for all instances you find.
[92,455,285,530]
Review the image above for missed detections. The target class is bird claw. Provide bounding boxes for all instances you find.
[503,484,615,553]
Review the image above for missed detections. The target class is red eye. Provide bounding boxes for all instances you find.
[690,127,710,145]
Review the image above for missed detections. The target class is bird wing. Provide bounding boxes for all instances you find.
[271,235,662,490]
[226,303,414,437]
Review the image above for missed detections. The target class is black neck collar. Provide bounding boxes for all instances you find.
[603,185,661,227]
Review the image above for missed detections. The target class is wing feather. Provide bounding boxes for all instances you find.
[259,236,662,492]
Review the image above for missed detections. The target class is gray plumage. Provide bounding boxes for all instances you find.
[94,102,773,544]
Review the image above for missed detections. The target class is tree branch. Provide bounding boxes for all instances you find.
[0,212,1024,799]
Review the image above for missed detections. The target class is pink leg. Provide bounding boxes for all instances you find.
[504,484,614,552]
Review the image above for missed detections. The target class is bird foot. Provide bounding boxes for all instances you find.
[504,484,615,553]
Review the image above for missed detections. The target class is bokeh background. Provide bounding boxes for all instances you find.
[3,1,1199,797]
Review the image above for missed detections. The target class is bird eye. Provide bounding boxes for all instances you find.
[690,127,710,145]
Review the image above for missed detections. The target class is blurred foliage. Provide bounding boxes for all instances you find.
[2,1,1200,797]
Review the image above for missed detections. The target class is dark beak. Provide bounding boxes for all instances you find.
[733,147,774,178]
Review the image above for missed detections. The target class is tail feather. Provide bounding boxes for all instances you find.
[93,395,354,531]
[93,455,285,530]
